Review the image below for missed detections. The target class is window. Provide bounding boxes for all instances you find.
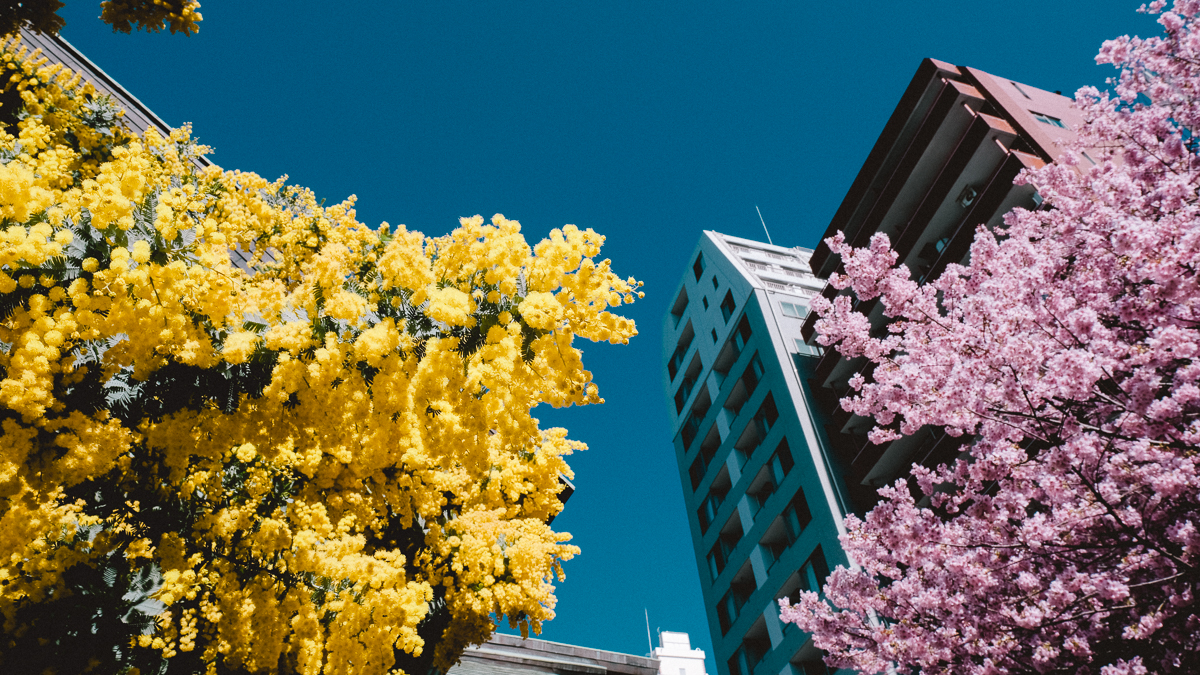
[714,316,753,376]
[697,492,723,532]
[728,635,767,675]
[711,328,718,343]
[674,379,694,414]
[702,296,709,310]
[693,253,705,280]
[747,441,790,514]
[734,316,751,351]
[711,275,719,289]
[690,428,721,491]
[689,454,706,491]
[794,338,821,358]
[680,385,710,449]
[718,563,756,634]
[783,489,812,542]
[777,546,830,611]
[708,513,742,580]
[957,184,978,207]
[753,394,778,442]
[669,288,688,327]
[780,301,806,318]
[1031,111,1066,128]
[770,440,795,480]
[759,457,806,566]
[723,352,763,415]
[720,291,736,323]
[733,392,779,459]
[727,650,743,675]
[697,469,729,532]
[717,591,740,635]
[673,354,702,414]
[667,321,694,381]
[743,353,764,393]
[801,547,830,596]
[682,412,703,449]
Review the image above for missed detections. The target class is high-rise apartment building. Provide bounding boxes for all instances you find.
[663,232,846,675]
[666,59,1081,675]
[800,59,1081,513]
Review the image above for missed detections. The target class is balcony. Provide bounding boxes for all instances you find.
[723,352,763,415]
[667,320,695,381]
[697,467,731,533]
[669,286,689,329]
[674,353,704,414]
[681,386,711,450]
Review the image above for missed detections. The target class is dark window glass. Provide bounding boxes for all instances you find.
[720,291,736,323]
[735,316,752,350]
[674,372,697,414]
[727,650,743,675]
[681,410,703,448]
[697,492,723,532]
[689,454,706,491]
[718,599,734,636]
[801,546,830,595]
[752,393,778,444]
[667,325,694,380]
[773,439,794,478]
[744,353,764,393]
[784,489,812,542]
[741,639,767,674]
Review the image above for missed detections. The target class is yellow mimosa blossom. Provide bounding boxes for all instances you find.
[425,286,471,325]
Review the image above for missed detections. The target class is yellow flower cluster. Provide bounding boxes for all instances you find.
[0,37,639,675]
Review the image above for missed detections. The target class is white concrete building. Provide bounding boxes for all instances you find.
[664,232,850,675]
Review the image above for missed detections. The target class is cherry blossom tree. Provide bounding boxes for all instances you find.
[779,3,1200,673]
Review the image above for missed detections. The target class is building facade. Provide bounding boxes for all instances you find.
[666,60,1082,675]
[663,232,848,675]
[800,59,1081,513]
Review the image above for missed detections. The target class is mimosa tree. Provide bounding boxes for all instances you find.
[0,35,640,675]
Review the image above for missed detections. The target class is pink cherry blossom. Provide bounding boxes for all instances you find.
[780,3,1200,673]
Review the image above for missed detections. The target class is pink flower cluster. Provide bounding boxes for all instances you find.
[779,3,1200,673]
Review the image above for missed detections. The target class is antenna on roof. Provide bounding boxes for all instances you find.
[645,608,654,655]
[756,205,774,245]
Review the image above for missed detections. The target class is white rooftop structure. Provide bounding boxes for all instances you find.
[654,631,708,675]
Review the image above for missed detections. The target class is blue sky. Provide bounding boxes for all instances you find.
[54,0,1162,670]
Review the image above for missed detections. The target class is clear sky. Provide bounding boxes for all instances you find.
[52,0,1162,670]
